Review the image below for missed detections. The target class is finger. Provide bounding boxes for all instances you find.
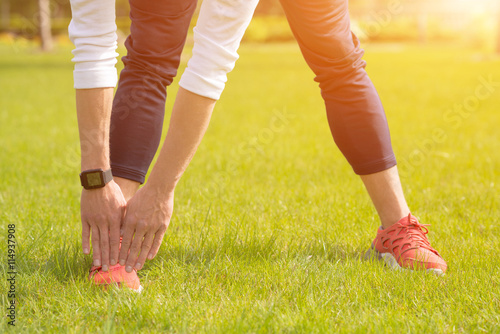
[109,214,122,266]
[99,225,110,272]
[134,232,155,270]
[125,224,147,273]
[91,226,101,267]
[118,218,136,267]
[125,223,146,273]
[81,220,91,255]
[147,226,167,260]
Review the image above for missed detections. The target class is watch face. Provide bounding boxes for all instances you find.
[86,172,103,187]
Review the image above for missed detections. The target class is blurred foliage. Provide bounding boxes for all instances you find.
[0,0,498,50]
[244,16,293,43]
[1,0,284,34]
[255,0,285,16]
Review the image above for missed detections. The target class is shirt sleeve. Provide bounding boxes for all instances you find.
[68,0,119,89]
[179,0,259,101]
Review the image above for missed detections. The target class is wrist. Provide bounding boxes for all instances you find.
[81,160,110,172]
[143,178,176,199]
[146,167,178,195]
[81,151,111,171]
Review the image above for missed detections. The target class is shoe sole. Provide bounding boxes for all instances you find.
[115,282,144,293]
[364,247,445,276]
[101,282,143,293]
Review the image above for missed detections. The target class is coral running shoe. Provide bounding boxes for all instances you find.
[89,264,143,292]
[88,237,143,292]
[365,214,447,276]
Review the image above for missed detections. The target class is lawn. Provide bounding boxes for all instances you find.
[0,41,499,333]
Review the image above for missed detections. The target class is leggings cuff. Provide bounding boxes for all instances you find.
[352,155,397,175]
[111,164,146,184]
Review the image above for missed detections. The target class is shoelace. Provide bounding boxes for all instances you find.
[393,214,439,257]
[89,265,129,275]
[89,266,101,273]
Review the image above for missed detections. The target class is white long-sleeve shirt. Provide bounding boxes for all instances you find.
[68,0,118,89]
[68,0,259,100]
[179,0,258,100]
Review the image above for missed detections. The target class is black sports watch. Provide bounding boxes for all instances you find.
[80,168,113,190]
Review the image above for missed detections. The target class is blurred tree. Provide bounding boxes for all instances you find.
[10,0,37,18]
[0,0,9,31]
[38,0,52,51]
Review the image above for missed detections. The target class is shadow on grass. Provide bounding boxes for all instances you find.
[49,240,361,284]
[144,230,364,274]
[44,240,93,280]
[17,236,92,283]
[19,221,365,284]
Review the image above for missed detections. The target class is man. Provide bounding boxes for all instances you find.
[69,0,447,291]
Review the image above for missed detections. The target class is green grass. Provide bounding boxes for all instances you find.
[0,41,499,333]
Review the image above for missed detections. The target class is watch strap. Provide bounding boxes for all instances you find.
[102,168,113,185]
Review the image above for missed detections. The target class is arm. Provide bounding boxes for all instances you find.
[76,89,125,271]
[118,0,260,272]
[118,88,215,271]
[69,0,123,271]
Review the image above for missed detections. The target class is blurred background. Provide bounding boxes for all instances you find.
[0,0,499,53]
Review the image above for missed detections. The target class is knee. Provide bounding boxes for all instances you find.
[312,33,368,90]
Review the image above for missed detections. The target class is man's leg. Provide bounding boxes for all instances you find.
[279,0,408,228]
[359,166,409,228]
[278,0,446,274]
[114,177,139,202]
[110,0,198,199]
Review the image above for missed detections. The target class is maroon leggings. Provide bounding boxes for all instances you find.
[279,0,396,174]
[110,0,396,184]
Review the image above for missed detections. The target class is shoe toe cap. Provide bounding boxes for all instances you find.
[402,249,447,272]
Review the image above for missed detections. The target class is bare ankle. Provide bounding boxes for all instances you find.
[114,177,140,201]
[380,209,410,229]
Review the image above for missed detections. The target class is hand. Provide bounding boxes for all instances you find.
[80,180,126,271]
[119,184,173,272]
